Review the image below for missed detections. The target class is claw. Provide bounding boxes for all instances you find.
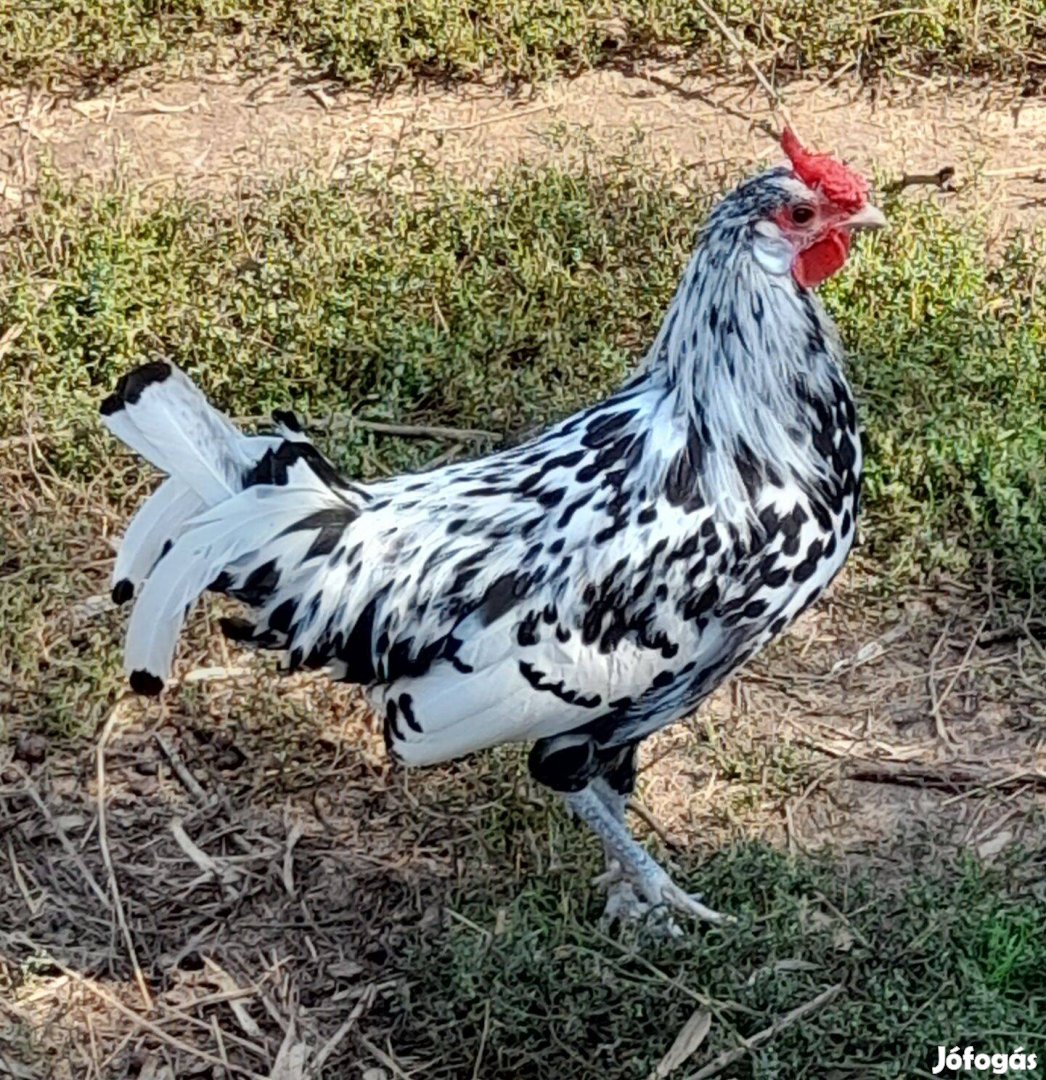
[565,788,733,929]
[591,858,625,890]
[657,880,735,925]
[599,879,685,937]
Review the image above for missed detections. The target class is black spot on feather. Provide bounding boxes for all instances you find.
[476,572,520,626]
[557,490,594,529]
[335,593,381,683]
[734,440,762,499]
[129,669,164,696]
[271,408,304,433]
[399,693,421,733]
[517,450,585,493]
[517,611,541,647]
[209,570,233,593]
[268,598,297,635]
[581,409,637,450]
[243,440,350,492]
[528,737,595,793]
[665,422,705,512]
[100,361,172,415]
[235,560,279,605]
[683,582,719,621]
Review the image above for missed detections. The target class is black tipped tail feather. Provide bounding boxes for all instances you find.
[100,360,173,416]
[101,362,363,695]
[129,669,165,697]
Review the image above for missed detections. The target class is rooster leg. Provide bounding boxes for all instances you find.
[587,778,650,926]
[565,787,729,925]
[589,745,644,922]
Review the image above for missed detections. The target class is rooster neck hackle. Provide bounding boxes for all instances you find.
[639,167,848,517]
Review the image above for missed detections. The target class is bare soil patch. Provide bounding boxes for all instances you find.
[2,63,1046,228]
[642,568,1046,864]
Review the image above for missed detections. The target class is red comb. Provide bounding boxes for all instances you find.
[781,127,867,213]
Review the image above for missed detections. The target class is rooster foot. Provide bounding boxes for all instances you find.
[570,789,732,929]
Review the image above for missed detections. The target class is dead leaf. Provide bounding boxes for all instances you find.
[283,820,304,897]
[327,959,365,979]
[978,829,1014,860]
[652,1008,712,1078]
[170,819,239,885]
[270,1022,309,1080]
[773,959,820,974]
[832,925,855,952]
[53,814,86,832]
[202,956,263,1039]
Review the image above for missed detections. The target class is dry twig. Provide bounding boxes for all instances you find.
[691,0,795,137]
[96,706,153,1008]
[685,984,843,1079]
[883,166,956,193]
[43,958,268,1080]
[154,733,211,806]
[16,767,111,909]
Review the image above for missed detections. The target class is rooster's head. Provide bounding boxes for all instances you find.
[722,128,887,290]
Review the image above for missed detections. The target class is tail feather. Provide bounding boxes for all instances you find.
[102,362,361,694]
[101,361,257,505]
[123,485,338,687]
[110,479,204,604]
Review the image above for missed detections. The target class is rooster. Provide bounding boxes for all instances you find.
[100,129,885,926]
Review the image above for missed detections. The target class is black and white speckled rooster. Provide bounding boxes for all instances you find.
[101,130,885,925]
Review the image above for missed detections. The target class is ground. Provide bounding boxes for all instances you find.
[4,66,1046,229]
[1,21,1045,1080]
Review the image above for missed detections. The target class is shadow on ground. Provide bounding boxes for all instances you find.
[2,573,1044,1079]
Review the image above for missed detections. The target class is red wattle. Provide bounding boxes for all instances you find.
[793,230,851,288]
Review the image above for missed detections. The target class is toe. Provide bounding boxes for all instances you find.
[660,882,734,924]
[600,881,647,925]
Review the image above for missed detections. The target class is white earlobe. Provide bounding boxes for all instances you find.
[752,224,794,277]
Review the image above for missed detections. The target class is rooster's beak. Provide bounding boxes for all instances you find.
[844,204,888,231]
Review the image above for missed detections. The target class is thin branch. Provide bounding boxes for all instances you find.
[0,411,502,451]
[235,411,501,443]
[629,799,682,851]
[843,763,1046,792]
[982,164,1046,179]
[882,166,956,194]
[690,0,795,136]
[41,959,266,1080]
[305,988,374,1078]
[16,767,111,909]
[685,984,844,1079]
[154,732,211,807]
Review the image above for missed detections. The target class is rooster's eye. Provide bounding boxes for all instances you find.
[791,205,815,225]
